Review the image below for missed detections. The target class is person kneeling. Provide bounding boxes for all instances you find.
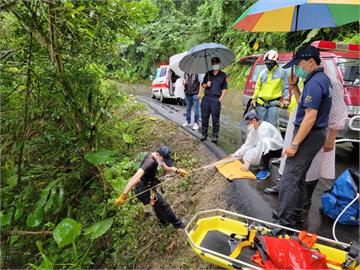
[231,111,284,180]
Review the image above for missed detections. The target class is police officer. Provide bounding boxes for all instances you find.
[200,57,228,144]
[252,50,289,127]
[275,46,332,227]
[115,146,189,229]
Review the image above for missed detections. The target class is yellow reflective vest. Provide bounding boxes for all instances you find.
[252,65,289,105]
[288,78,304,114]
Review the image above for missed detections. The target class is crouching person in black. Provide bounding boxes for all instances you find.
[115,146,189,229]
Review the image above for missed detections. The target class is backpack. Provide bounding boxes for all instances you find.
[321,169,360,225]
[251,231,329,270]
[184,73,199,96]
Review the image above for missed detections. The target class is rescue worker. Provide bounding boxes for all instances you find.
[115,146,189,229]
[251,50,289,127]
[275,46,332,227]
[200,57,228,144]
[231,110,284,179]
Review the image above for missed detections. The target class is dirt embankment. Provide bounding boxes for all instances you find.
[131,113,232,269]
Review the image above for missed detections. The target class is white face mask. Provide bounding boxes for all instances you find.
[247,124,254,132]
[212,64,220,70]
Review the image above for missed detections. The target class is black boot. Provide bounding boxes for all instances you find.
[173,219,186,229]
[211,135,218,144]
[272,210,304,224]
[264,183,280,195]
[200,134,207,141]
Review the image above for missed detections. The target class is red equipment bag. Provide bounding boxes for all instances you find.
[251,232,329,270]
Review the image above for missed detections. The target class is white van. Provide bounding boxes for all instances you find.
[151,65,178,103]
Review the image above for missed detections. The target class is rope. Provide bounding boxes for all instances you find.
[126,156,240,201]
[332,192,359,243]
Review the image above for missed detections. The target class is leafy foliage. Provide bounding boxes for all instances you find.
[53,218,82,248]
[1,0,358,268]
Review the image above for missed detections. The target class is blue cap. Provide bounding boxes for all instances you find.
[283,46,320,69]
[157,146,173,167]
[211,57,221,64]
[240,110,258,128]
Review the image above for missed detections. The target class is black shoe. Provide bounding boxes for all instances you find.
[272,220,303,230]
[173,219,186,229]
[264,183,280,195]
[271,159,281,166]
[211,136,218,143]
[200,135,207,141]
[272,211,304,224]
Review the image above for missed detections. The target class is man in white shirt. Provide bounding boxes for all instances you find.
[231,110,284,180]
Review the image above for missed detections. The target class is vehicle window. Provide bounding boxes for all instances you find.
[250,64,265,82]
[338,58,359,86]
[155,68,161,78]
[155,67,167,79]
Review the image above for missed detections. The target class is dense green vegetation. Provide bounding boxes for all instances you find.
[1,0,358,268]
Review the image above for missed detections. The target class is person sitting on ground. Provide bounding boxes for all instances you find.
[231,110,284,180]
[115,146,189,229]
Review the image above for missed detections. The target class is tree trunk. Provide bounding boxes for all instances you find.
[17,31,33,182]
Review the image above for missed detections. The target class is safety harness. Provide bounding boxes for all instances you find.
[256,97,281,108]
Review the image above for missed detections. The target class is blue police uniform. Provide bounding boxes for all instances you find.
[277,67,332,226]
[201,70,228,139]
[294,68,332,128]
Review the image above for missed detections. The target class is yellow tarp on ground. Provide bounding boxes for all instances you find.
[215,157,256,180]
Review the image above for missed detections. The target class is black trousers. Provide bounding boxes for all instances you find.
[304,179,319,209]
[277,128,326,225]
[201,95,221,137]
[259,149,282,170]
[134,181,181,226]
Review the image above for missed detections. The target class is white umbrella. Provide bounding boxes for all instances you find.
[169,51,188,77]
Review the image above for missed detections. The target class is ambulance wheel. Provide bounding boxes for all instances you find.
[160,91,165,103]
[151,93,155,99]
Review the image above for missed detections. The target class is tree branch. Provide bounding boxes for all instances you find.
[4,230,53,236]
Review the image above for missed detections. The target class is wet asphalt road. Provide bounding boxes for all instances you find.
[137,95,359,244]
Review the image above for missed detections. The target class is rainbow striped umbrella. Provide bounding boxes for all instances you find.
[233,0,360,32]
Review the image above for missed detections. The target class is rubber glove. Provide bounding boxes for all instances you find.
[114,192,127,206]
[176,168,189,177]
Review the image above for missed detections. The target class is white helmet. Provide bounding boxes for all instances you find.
[263,50,279,62]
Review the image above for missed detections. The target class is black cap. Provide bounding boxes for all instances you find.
[211,57,221,64]
[239,110,258,128]
[283,46,320,69]
[157,146,173,167]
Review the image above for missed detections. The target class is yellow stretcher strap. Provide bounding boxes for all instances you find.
[229,229,257,259]
[229,240,252,259]
[215,158,256,180]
